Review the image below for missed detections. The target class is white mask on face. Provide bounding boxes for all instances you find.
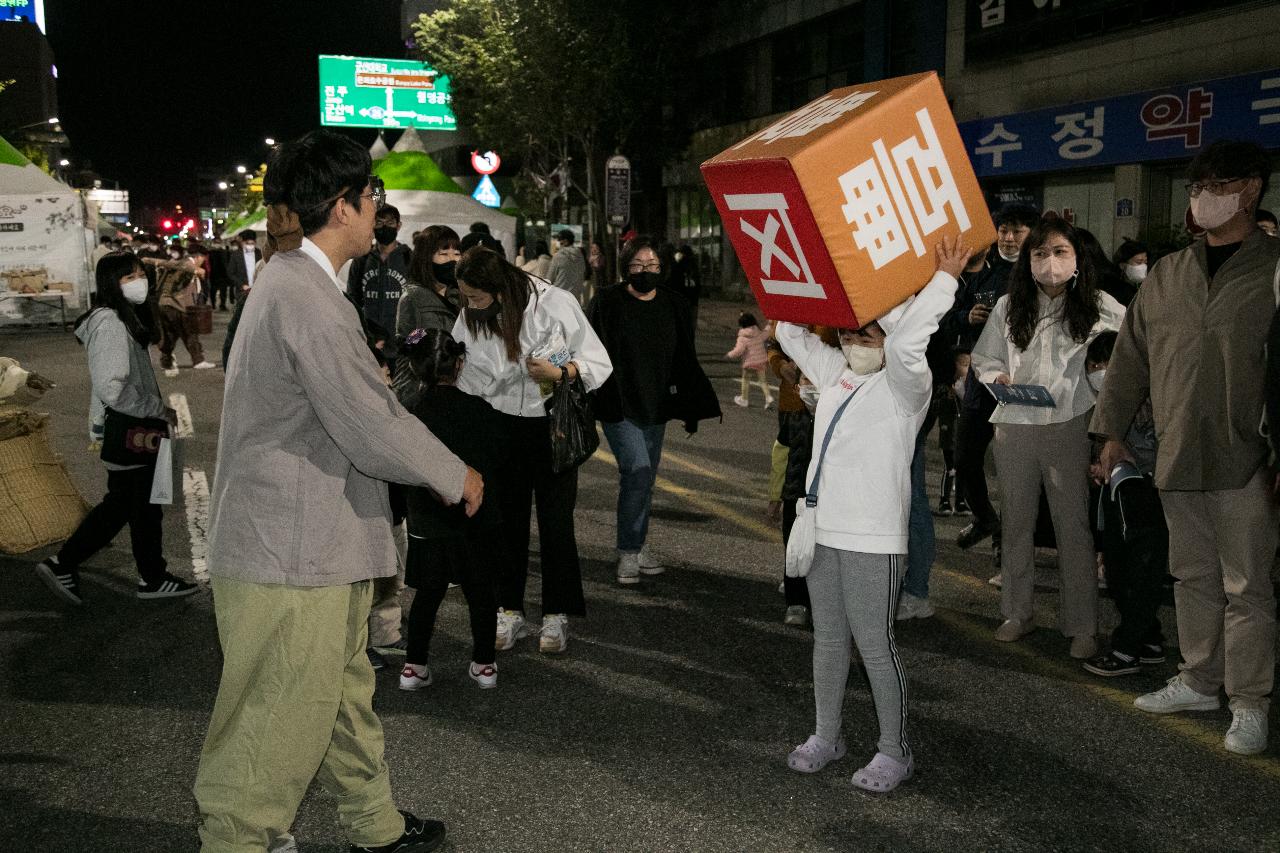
[998,248,1019,263]
[842,342,884,375]
[1190,190,1243,231]
[1123,263,1147,284]
[1030,256,1077,288]
[121,277,148,304]
[1087,369,1106,393]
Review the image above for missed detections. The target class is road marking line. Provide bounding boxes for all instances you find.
[662,448,768,491]
[182,467,211,584]
[168,393,193,438]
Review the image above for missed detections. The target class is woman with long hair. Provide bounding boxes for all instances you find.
[451,246,611,654]
[399,225,461,337]
[972,218,1125,659]
[34,252,196,605]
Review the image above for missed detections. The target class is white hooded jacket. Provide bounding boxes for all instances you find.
[776,270,957,554]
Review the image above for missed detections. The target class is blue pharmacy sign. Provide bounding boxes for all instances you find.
[958,69,1280,179]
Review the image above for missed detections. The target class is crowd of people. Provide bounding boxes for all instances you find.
[26,129,1280,849]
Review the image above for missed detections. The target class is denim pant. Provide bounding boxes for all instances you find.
[602,418,667,553]
[902,426,936,599]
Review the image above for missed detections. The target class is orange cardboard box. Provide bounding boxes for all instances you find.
[701,71,996,328]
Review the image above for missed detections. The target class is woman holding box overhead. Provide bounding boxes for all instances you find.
[777,235,970,794]
[970,217,1125,660]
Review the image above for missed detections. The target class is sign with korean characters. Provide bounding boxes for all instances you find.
[319,55,457,131]
[959,69,1280,178]
[701,72,996,328]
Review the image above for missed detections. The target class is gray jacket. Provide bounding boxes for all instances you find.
[209,249,467,587]
[548,245,586,299]
[75,308,165,466]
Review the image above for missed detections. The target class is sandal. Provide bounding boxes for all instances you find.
[787,734,847,773]
[851,752,913,793]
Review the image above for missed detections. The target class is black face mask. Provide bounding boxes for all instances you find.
[628,271,660,293]
[431,260,457,286]
[465,300,501,324]
[374,226,398,245]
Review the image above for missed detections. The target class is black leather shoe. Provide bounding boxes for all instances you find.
[350,811,446,853]
[956,521,995,549]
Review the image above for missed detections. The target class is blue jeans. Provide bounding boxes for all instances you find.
[602,418,667,553]
[903,426,936,599]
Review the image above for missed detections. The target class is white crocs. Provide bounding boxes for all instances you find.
[787,734,847,773]
[851,752,913,793]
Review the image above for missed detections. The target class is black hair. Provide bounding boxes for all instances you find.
[409,224,460,292]
[1006,218,1100,351]
[1113,239,1149,266]
[1189,139,1271,206]
[99,236,112,245]
[1258,209,1278,226]
[187,242,209,257]
[1087,331,1118,365]
[1075,226,1121,279]
[619,234,658,275]
[80,251,156,347]
[460,231,502,254]
[457,245,534,362]
[534,239,549,256]
[469,221,491,235]
[403,328,466,387]
[994,203,1041,230]
[556,229,575,245]
[238,229,257,242]
[377,204,401,222]
[264,129,371,236]
[738,311,758,328]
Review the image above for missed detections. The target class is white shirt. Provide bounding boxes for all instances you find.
[243,247,257,286]
[298,238,346,293]
[452,278,612,417]
[971,288,1125,426]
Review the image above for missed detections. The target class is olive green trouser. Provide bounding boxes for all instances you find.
[193,577,404,852]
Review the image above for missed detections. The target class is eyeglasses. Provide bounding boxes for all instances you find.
[1185,178,1243,197]
[628,261,661,273]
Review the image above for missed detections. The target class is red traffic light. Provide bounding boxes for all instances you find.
[162,219,174,230]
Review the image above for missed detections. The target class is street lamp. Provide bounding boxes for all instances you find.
[235,165,247,174]
[217,181,228,190]
[264,137,276,146]
[58,158,69,167]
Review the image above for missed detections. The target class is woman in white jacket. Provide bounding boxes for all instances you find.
[776,236,971,793]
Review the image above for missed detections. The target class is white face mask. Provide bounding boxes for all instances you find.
[997,248,1019,263]
[1030,256,1077,288]
[1087,369,1106,393]
[841,342,883,375]
[1190,190,1243,231]
[1123,263,1147,284]
[121,276,148,304]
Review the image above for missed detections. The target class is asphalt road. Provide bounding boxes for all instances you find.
[2,301,1279,852]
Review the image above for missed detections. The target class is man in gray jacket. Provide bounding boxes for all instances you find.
[1094,140,1278,757]
[193,130,482,853]
[547,228,587,303]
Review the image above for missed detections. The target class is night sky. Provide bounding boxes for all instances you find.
[43,0,408,212]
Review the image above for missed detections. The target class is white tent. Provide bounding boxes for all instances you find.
[0,136,91,323]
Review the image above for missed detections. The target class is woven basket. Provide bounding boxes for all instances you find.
[0,408,88,554]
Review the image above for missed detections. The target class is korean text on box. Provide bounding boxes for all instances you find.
[701,71,996,328]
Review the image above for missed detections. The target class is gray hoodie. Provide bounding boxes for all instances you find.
[75,308,165,467]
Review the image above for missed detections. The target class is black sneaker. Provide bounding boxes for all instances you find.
[1139,644,1166,665]
[35,557,82,606]
[933,499,954,517]
[1082,650,1141,677]
[956,521,996,549]
[350,811,445,853]
[954,499,972,516]
[137,574,199,600]
[366,648,388,671]
[373,637,409,656]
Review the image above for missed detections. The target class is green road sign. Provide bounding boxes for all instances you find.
[319,54,457,131]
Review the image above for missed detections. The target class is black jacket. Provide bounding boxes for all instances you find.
[225,246,262,289]
[587,283,721,434]
[1267,306,1280,462]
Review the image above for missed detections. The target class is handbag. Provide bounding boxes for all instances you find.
[185,303,213,335]
[785,383,862,578]
[100,407,169,467]
[548,375,599,473]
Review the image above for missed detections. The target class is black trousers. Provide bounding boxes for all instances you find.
[58,466,167,583]
[780,500,812,609]
[210,280,233,310]
[404,534,498,666]
[955,405,999,532]
[496,413,586,616]
[1100,479,1169,657]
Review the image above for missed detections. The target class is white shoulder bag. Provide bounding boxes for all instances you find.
[785,383,862,578]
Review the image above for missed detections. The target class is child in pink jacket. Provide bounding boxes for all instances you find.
[726,312,775,409]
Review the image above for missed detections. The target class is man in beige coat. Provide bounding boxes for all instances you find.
[193,130,482,853]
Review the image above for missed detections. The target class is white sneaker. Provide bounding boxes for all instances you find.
[495,609,528,651]
[539,613,568,654]
[764,398,775,410]
[1224,708,1268,755]
[733,394,749,408]
[193,361,217,369]
[895,592,935,621]
[398,663,432,691]
[1134,675,1220,714]
[468,661,498,689]
[617,552,640,585]
[163,367,180,377]
[638,546,664,575]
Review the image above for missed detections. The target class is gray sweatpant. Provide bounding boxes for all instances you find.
[805,544,910,760]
